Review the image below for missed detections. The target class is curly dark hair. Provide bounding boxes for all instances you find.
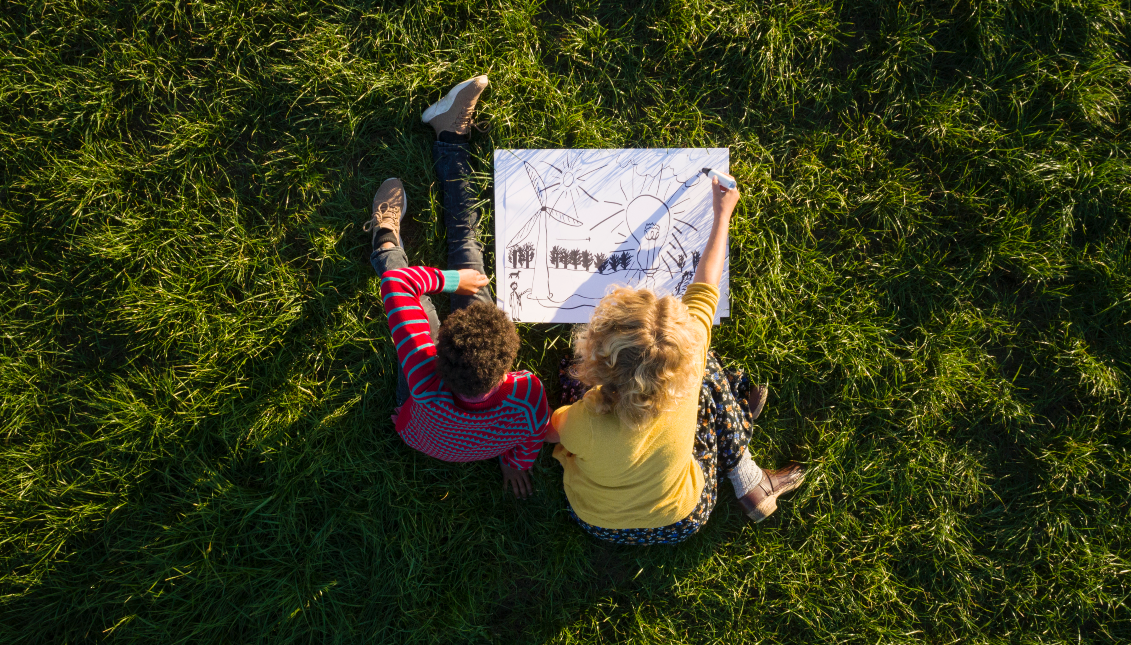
[435,301,520,397]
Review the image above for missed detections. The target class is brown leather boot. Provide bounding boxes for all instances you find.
[363,178,406,248]
[737,462,805,523]
[421,75,489,136]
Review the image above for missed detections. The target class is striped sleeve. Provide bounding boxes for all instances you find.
[499,373,551,471]
[379,266,460,398]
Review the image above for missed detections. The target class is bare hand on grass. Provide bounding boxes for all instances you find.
[500,463,532,499]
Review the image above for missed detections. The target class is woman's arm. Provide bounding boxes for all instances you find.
[691,174,740,288]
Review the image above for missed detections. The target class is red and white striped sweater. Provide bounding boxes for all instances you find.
[380,266,549,470]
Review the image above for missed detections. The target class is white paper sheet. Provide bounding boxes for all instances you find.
[493,148,730,324]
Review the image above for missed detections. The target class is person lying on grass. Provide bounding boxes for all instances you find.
[366,74,549,499]
[546,173,806,545]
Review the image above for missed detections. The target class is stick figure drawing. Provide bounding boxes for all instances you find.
[508,282,530,319]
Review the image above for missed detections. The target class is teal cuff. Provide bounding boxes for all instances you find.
[440,270,461,294]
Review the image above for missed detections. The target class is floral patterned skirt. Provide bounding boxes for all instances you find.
[559,351,759,545]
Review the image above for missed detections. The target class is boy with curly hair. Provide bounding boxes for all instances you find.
[366,75,549,498]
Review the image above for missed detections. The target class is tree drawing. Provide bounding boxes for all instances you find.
[673,252,686,273]
[567,248,580,269]
[508,244,536,269]
[593,252,609,274]
[612,251,632,272]
[674,250,699,295]
[547,247,625,272]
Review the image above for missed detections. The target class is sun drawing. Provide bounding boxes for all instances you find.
[600,166,700,280]
[539,152,606,219]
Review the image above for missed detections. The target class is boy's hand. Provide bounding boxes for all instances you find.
[456,269,490,295]
[711,174,740,220]
[500,462,533,499]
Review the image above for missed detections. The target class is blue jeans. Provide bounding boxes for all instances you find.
[370,140,495,405]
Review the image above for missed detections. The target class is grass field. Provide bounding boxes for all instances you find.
[2,0,1130,642]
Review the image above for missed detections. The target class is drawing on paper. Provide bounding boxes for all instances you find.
[494,148,730,323]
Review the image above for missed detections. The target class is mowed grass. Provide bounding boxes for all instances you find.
[1,0,1130,642]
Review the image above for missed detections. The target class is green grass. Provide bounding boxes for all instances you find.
[2,0,1129,642]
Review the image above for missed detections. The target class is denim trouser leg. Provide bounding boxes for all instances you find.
[371,244,440,406]
[433,140,494,310]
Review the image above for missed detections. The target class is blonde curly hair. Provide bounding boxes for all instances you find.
[571,287,707,427]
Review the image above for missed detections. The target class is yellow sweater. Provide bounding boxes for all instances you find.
[552,283,720,529]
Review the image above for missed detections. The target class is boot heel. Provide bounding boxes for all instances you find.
[747,497,777,523]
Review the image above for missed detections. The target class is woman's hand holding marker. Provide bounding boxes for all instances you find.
[692,171,739,289]
[711,171,740,221]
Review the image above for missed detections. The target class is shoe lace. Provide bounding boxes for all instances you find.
[363,203,398,237]
[451,104,491,134]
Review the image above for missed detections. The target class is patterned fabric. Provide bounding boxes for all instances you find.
[557,358,589,406]
[559,352,757,545]
[380,266,550,470]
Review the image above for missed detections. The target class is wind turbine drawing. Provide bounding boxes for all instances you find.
[506,161,583,301]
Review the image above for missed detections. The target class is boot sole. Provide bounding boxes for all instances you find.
[749,385,768,420]
[421,76,487,124]
[394,184,406,247]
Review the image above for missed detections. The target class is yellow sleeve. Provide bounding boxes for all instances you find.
[556,401,592,457]
[551,405,569,432]
[682,283,720,346]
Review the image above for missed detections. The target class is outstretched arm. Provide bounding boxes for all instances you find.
[499,377,551,499]
[380,267,490,398]
[691,174,740,288]
[499,377,550,471]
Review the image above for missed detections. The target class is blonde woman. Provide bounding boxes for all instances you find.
[546,175,805,545]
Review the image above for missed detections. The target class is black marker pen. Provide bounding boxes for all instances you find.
[701,168,737,190]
